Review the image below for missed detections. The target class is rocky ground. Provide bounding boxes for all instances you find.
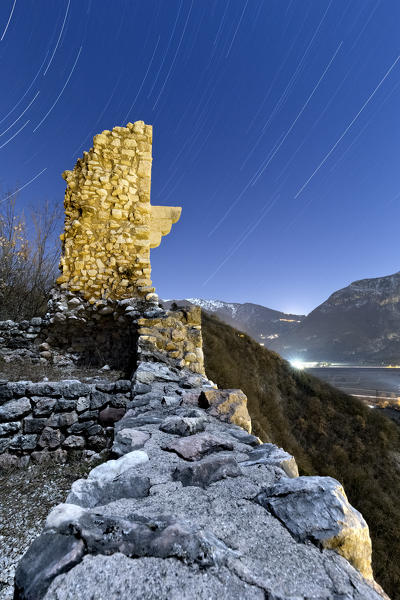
[0,459,95,599]
[12,361,387,600]
[0,358,124,383]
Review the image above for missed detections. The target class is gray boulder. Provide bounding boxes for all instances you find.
[90,390,110,410]
[163,432,233,461]
[173,455,242,489]
[14,532,85,600]
[255,476,373,580]
[38,427,64,450]
[112,428,150,456]
[228,428,260,447]
[23,417,47,434]
[32,398,56,417]
[9,434,38,451]
[67,470,151,508]
[76,396,90,413]
[241,443,299,477]
[159,415,206,436]
[115,411,163,431]
[88,450,149,482]
[0,421,21,436]
[135,362,180,384]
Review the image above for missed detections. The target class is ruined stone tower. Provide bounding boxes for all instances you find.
[57,121,181,301]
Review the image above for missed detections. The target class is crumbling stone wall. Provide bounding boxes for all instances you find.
[0,378,131,468]
[57,121,181,301]
[0,317,44,360]
[137,305,204,374]
[0,298,205,376]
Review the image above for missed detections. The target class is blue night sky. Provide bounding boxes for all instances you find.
[0,0,399,315]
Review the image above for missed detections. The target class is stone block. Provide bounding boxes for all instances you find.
[199,389,251,434]
[255,476,373,580]
[159,415,206,437]
[26,382,63,397]
[0,397,31,422]
[241,443,299,478]
[172,455,242,489]
[9,433,38,451]
[90,391,110,410]
[56,397,77,411]
[63,435,86,450]
[76,396,90,413]
[47,411,78,428]
[110,394,129,408]
[0,421,21,436]
[23,417,47,434]
[112,429,150,456]
[7,381,29,397]
[39,427,64,449]
[163,432,234,461]
[87,435,108,452]
[32,398,56,417]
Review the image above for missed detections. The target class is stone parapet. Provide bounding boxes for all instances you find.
[13,360,385,600]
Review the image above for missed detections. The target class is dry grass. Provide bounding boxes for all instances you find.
[0,356,125,382]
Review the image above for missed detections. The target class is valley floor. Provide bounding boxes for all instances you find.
[306,367,400,404]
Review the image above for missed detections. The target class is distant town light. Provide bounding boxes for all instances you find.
[290,359,305,370]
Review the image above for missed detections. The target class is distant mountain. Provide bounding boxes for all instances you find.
[163,271,400,365]
[270,271,400,364]
[161,298,304,345]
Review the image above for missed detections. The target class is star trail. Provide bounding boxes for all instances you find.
[0,0,399,314]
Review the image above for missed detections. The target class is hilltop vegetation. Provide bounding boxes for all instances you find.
[202,312,400,599]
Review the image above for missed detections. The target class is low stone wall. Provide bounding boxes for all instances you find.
[0,291,204,376]
[0,318,46,363]
[0,378,131,469]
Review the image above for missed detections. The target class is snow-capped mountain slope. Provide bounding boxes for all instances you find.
[162,298,304,344]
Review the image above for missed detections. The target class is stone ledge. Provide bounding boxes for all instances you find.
[12,360,387,600]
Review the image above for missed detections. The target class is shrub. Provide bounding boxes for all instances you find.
[0,192,60,320]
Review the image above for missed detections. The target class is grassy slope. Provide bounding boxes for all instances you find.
[202,312,400,599]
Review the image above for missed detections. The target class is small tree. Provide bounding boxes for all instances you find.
[0,192,61,321]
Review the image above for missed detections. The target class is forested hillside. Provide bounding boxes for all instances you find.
[202,312,400,599]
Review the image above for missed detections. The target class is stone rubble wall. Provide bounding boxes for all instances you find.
[0,378,131,469]
[137,304,205,374]
[12,360,387,600]
[0,292,205,375]
[57,121,181,301]
[0,318,45,363]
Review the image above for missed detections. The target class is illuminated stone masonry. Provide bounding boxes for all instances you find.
[57,121,181,301]
[51,121,205,375]
[0,122,204,382]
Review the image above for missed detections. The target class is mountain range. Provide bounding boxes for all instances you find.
[163,271,400,365]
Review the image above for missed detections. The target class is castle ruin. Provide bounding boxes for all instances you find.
[57,121,181,301]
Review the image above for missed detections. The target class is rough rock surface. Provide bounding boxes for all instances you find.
[241,442,299,477]
[13,361,386,600]
[256,476,373,579]
[199,388,252,433]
